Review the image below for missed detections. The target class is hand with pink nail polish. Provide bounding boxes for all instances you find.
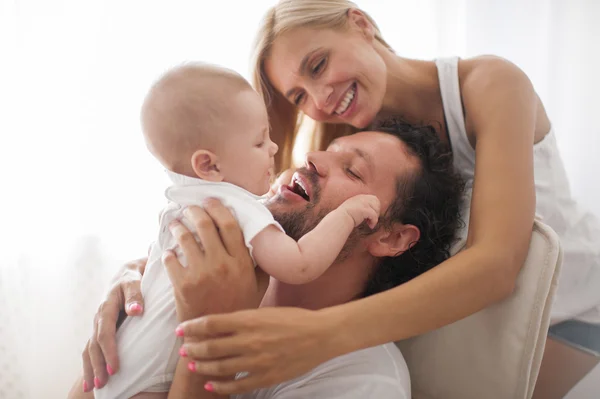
[68,257,148,398]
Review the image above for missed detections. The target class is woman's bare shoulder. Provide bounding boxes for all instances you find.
[458,55,550,141]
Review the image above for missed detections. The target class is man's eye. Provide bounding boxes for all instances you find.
[346,168,361,180]
[294,92,305,105]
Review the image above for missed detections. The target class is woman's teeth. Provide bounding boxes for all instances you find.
[335,84,356,115]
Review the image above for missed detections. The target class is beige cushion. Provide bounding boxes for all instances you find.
[396,219,562,399]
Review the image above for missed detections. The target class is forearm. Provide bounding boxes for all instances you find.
[296,207,355,270]
[255,210,355,284]
[321,246,517,353]
[169,357,228,399]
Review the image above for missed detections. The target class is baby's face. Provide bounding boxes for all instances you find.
[218,89,278,196]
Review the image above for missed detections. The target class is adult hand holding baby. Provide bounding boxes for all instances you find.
[164,199,268,322]
[78,199,266,391]
[81,257,147,391]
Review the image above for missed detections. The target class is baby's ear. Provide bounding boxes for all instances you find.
[191,150,223,182]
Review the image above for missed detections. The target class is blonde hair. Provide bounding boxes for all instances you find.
[251,0,392,172]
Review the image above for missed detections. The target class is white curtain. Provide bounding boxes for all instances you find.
[0,1,598,397]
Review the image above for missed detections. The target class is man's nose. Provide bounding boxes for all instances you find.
[305,151,329,177]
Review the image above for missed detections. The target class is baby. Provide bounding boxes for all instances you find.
[95,63,380,398]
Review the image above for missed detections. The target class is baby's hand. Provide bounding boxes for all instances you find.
[340,194,380,229]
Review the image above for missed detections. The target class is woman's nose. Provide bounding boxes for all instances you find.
[311,85,334,112]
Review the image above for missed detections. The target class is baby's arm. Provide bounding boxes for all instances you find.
[251,195,380,284]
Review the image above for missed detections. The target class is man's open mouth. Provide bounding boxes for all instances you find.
[284,173,311,201]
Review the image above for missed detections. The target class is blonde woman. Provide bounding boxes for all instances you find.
[80,1,600,398]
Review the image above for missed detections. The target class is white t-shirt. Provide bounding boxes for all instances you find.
[96,171,283,399]
[233,343,411,399]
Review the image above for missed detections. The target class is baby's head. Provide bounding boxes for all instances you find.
[141,63,278,196]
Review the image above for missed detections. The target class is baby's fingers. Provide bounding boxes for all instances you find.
[368,196,381,215]
[366,209,379,229]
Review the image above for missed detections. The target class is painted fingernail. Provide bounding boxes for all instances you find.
[188,361,196,372]
[175,326,184,337]
[204,382,214,392]
[83,380,89,392]
[128,302,142,313]
[94,376,101,389]
[179,346,187,357]
[106,364,114,375]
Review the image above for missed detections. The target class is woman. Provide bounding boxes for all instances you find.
[83,0,600,397]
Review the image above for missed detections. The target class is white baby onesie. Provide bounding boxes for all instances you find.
[95,171,283,399]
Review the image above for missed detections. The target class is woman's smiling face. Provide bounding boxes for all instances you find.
[263,13,388,129]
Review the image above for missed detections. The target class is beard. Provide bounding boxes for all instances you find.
[267,166,323,241]
[266,167,372,263]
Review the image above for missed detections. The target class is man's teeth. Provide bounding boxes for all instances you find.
[293,178,308,199]
[297,180,308,197]
[335,84,356,115]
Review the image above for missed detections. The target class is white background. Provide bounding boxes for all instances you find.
[0,0,599,397]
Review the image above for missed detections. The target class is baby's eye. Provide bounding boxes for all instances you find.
[256,141,265,148]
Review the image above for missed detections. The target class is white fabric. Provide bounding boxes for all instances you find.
[233,343,410,399]
[95,171,282,399]
[397,213,563,399]
[161,171,284,260]
[435,56,600,324]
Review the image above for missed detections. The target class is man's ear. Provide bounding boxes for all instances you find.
[367,223,420,258]
[347,9,375,41]
[191,150,223,182]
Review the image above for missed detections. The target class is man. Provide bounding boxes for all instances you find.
[70,119,464,398]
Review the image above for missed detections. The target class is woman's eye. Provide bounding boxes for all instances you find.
[294,92,305,105]
[312,58,326,76]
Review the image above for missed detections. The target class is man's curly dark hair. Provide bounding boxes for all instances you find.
[362,118,465,297]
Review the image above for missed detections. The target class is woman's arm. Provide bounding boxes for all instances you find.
[168,56,539,395]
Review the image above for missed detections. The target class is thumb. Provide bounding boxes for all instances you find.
[367,217,377,229]
[367,210,379,229]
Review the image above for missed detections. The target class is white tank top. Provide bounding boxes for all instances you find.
[436,57,600,324]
